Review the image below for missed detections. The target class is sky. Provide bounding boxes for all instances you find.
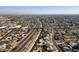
[0,6,79,14]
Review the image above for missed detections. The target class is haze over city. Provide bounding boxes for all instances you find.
[0,6,79,15]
